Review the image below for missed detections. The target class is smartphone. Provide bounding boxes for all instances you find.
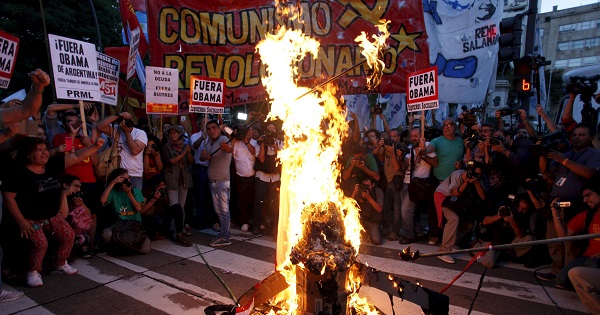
[65,136,74,152]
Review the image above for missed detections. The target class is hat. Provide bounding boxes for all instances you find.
[166,125,184,134]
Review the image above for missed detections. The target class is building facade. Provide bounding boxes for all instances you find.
[539,3,600,72]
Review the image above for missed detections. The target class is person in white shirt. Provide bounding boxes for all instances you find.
[97,112,147,189]
[232,127,259,232]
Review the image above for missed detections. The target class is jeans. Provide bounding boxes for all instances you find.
[557,257,600,289]
[383,180,402,236]
[130,176,143,190]
[192,165,214,227]
[362,220,382,245]
[253,178,280,230]
[399,184,417,238]
[210,180,231,240]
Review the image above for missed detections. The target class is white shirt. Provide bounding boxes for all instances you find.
[115,126,147,177]
[233,139,259,177]
[190,131,208,165]
[403,142,436,183]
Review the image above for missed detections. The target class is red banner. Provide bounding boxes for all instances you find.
[146,0,429,110]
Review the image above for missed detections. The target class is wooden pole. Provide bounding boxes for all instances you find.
[420,111,425,138]
[78,100,88,136]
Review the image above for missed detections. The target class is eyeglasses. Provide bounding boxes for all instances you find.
[481,129,493,133]
[443,123,455,128]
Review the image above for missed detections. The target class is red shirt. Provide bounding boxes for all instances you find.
[143,156,160,180]
[567,210,600,257]
[52,134,96,183]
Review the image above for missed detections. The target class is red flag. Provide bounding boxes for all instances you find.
[119,0,148,57]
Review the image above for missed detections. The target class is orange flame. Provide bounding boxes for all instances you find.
[257,16,390,314]
[355,20,390,91]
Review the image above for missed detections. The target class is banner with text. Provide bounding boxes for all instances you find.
[146,0,430,112]
[127,25,141,80]
[48,34,100,101]
[189,76,225,114]
[406,66,438,112]
[0,30,19,89]
[424,0,503,103]
[97,52,120,106]
[145,66,179,114]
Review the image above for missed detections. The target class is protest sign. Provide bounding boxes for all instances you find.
[48,34,100,101]
[0,30,20,89]
[145,66,178,114]
[406,66,438,113]
[127,25,141,80]
[189,76,225,114]
[97,52,120,106]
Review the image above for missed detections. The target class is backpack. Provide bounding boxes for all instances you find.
[95,127,121,181]
[111,220,151,254]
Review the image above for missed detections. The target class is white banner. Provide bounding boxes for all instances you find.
[145,66,179,114]
[189,76,226,114]
[48,34,100,101]
[96,52,119,106]
[127,25,141,80]
[424,0,504,103]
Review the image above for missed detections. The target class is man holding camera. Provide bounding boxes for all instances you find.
[537,123,600,281]
[97,112,148,190]
[379,129,403,241]
[549,177,600,303]
[478,195,535,268]
[342,145,380,196]
[351,177,384,245]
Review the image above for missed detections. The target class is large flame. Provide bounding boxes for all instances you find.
[257,13,389,314]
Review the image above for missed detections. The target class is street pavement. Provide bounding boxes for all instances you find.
[0,227,588,315]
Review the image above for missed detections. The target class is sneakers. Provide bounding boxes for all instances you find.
[209,237,231,247]
[385,232,400,241]
[27,271,43,287]
[0,289,24,303]
[536,272,556,281]
[81,246,92,259]
[428,237,439,245]
[437,255,456,264]
[241,224,249,232]
[183,224,192,236]
[51,263,78,275]
[175,233,193,247]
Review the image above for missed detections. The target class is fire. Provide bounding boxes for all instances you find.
[355,20,390,91]
[256,8,390,313]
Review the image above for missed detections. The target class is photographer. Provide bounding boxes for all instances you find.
[351,177,384,245]
[141,175,192,247]
[342,145,380,196]
[537,123,600,281]
[253,122,283,235]
[489,128,537,184]
[143,134,163,183]
[97,112,148,190]
[60,175,93,258]
[550,177,600,293]
[434,161,486,264]
[478,195,536,268]
[379,128,404,241]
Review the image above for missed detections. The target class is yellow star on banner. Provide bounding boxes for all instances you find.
[390,24,422,54]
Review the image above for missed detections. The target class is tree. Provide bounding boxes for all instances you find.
[0,0,122,100]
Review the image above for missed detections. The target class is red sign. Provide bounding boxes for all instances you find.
[146,0,429,111]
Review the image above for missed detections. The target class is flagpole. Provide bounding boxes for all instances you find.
[38,0,56,103]
[87,0,102,51]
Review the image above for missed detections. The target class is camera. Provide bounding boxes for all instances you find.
[353,156,365,164]
[489,135,504,146]
[498,107,514,117]
[122,178,132,187]
[551,200,571,208]
[529,130,571,156]
[69,191,84,199]
[566,75,599,97]
[464,131,483,149]
[464,160,480,179]
[156,188,167,196]
[383,138,394,146]
[222,124,246,141]
[151,144,160,151]
[370,102,384,114]
[498,206,516,217]
[358,184,370,192]
[396,142,410,157]
[116,117,134,128]
[458,106,482,127]
[524,176,545,193]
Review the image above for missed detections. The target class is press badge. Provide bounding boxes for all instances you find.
[556,177,567,187]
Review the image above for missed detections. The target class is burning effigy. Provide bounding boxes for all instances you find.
[212,2,449,315]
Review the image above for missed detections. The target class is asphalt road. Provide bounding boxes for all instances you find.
[0,227,588,315]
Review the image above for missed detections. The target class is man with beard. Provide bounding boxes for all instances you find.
[537,123,600,281]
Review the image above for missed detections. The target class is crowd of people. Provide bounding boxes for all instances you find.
[0,68,599,313]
